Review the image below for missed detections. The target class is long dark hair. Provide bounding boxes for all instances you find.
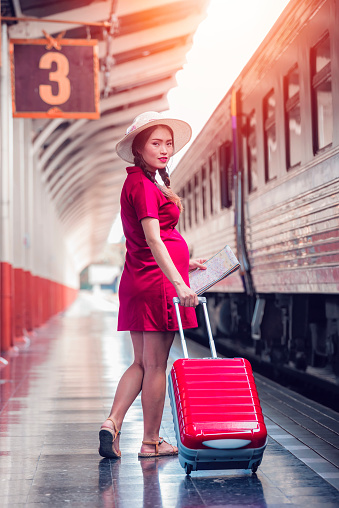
[132,125,183,212]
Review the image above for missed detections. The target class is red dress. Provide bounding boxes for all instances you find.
[118,166,197,332]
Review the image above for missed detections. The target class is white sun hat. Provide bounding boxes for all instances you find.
[115,111,192,163]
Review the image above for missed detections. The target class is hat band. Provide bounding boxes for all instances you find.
[126,117,160,136]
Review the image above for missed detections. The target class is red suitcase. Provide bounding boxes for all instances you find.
[168,297,267,475]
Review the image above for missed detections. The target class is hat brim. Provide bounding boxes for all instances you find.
[115,118,192,164]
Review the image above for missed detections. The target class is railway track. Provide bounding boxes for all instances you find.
[186,330,339,413]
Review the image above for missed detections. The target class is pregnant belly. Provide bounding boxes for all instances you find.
[164,232,190,282]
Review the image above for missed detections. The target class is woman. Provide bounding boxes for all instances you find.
[99,111,206,459]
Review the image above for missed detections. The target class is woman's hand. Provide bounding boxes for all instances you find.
[189,258,207,271]
[177,258,207,306]
[175,282,199,307]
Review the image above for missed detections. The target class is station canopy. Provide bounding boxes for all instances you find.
[4,0,209,270]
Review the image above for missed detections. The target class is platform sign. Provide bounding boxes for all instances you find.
[9,38,100,119]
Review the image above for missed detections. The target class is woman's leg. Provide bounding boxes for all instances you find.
[140,331,176,454]
[101,332,145,452]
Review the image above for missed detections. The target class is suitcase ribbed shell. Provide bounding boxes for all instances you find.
[170,357,267,450]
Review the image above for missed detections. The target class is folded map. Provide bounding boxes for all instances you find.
[189,245,240,295]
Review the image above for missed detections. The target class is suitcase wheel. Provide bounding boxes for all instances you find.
[251,463,258,474]
[185,463,193,476]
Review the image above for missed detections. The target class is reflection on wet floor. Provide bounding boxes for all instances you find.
[98,456,268,507]
[1,291,338,507]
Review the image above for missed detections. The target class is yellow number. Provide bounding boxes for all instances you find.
[39,53,71,105]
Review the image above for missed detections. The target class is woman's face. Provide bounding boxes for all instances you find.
[139,126,174,172]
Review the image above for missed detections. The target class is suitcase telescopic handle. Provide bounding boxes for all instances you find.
[173,296,217,359]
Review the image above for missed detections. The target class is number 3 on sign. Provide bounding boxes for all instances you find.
[39,53,71,105]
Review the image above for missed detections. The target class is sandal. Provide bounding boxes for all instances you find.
[138,438,178,458]
[99,417,121,459]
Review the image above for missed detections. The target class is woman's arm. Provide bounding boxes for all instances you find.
[141,217,198,307]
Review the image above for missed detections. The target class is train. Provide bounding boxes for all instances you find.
[170,0,339,377]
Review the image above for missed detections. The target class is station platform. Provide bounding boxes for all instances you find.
[1,291,339,507]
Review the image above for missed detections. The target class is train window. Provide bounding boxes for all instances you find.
[284,65,301,168]
[209,154,216,215]
[219,142,232,208]
[202,166,207,220]
[311,33,333,152]
[194,174,199,224]
[263,90,278,181]
[181,187,186,231]
[247,110,258,192]
[187,182,192,229]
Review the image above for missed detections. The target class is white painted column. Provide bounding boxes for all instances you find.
[12,119,26,270]
[24,120,34,274]
[11,119,26,340]
[23,121,35,331]
[0,24,14,352]
[0,23,13,266]
[32,150,43,326]
[22,120,30,271]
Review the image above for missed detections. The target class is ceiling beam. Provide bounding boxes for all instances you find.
[46,130,119,191]
[57,167,123,220]
[109,45,191,90]
[52,151,117,204]
[97,12,204,58]
[8,0,200,38]
[8,1,112,38]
